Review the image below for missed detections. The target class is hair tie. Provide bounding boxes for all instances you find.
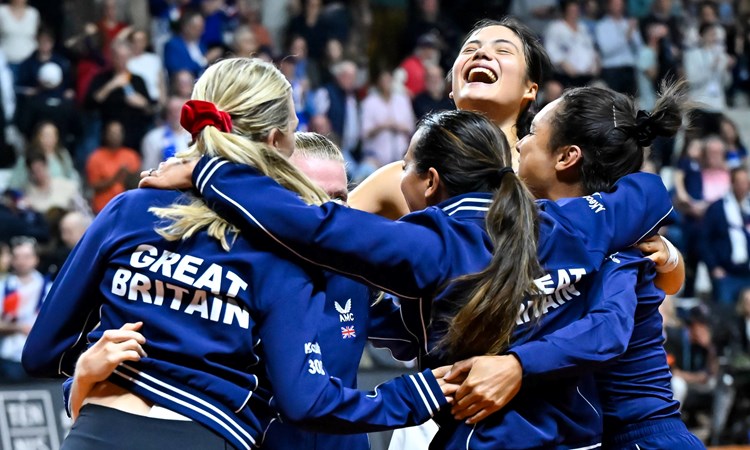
[490,166,515,187]
[180,100,233,139]
[634,109,656,148]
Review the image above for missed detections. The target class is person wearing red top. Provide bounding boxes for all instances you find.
[86,120,141,214]
[398,34,441,98]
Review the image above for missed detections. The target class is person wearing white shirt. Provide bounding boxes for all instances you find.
[361,69,415,170]
[595,0,642,96]
[140,96,191,171]
[127,29,165,103]
[0,0,40,69]
[684,23,732,135]
[544,0,599,88]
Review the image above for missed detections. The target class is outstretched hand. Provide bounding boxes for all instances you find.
[445,354,523,424]
[139,157,197,190]
[75,322,147,384]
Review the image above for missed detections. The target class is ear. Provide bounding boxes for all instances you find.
[424,167,444,205]
[522,81,538,103]
[554,144,583,172]
[266,128,281,148]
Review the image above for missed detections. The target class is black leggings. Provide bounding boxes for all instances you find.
[61,404,232,450]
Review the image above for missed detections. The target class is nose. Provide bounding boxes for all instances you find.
[471,45,492,61]
[515,137,525,154]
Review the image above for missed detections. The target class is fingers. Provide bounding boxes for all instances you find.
[438,379,460,397]
[465,408,494,425]
[431,365,451,379]
[101,329,146,345]
[444,357,477,382]
[120,321,143,331]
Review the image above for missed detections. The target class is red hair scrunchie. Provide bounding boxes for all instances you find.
[180,100,233,139]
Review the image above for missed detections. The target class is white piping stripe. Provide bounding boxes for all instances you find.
[442,197,492,212]
[118,363,254,443]
[577,387,600,418]
[408,374,434,417]
[113,368,254,449]
[635,445,641,450]
[466,423,476,450]
[210,185,420,300]
[195,156,221,190]
[235,390,253,413]
[418,298,429,354]
[571,444,602,450]
[447,206,490,216]
[199,160,230,193]
[629,206,674,247]
[417,372,440,411]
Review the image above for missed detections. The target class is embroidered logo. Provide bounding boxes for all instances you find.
[335,299,354,322]
[341,326,356,339]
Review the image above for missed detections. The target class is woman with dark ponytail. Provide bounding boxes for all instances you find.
[447,82,703,450]
[143,105,676,449]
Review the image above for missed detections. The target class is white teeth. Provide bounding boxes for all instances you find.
[468,67,498,83]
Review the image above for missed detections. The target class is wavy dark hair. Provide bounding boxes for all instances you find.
[412,109,544,360]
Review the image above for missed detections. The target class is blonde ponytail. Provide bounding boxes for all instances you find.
[150,58,328,250]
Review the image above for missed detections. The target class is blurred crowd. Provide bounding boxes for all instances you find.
[0,0,750,445]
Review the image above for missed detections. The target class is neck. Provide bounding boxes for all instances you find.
[543,182,587,202]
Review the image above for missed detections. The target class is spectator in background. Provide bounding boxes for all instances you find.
[412,64,453,120]
[508,0,558,38]
[313,60,361,174]
[405,0,461,70]
[538,79,564,108]
[288,0,328,61]
[640,0,682,89]
[85,40,154,151]
[231,25,259,58]
[719,116,747,169]
[735,288,750,356]
[7,121,79,191]
[674,136,708,298]
[169,69,196,98]
[0,190,49,244]
[234,0,273,51]
[15,31,78,145]
[701,167,750,305]
[290,35,323,89]
[199,0,230,50]
[0,236,49,382]
[86,120,140,214]
[399,34,441,98]
[580,0,601,38]
[638,22,668,110]
[361,68,415,172]
[595,0,642,96]
[21,153,84,215]
[0,0,40,76]
[279,55,312,131]
[545,0,600,88]
[41,210,91,280]
[126,29,165,104]
[702,135,731,203]
[666,304,719,424]
[684,1,726,50]
[96,0,128,64]
[140,96,190,171]
[164,9,214,78]
[16,26,73,100]
[368,0,408,74]
[684,23,732,136]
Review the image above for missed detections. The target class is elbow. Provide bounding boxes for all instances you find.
[21,342,56,377]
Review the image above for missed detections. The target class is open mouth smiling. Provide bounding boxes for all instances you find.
[466,66,498,84]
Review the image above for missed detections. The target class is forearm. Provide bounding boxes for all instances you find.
[349,161,409,219]
[654,252,685,295]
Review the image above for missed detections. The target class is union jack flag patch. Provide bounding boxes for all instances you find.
[341,326,356,339]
